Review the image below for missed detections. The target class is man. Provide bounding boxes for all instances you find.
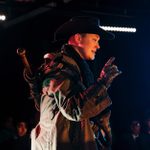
[118,120,141,150]
[14,121,31,150]
[24,16,121,150]
[138,114,150,150]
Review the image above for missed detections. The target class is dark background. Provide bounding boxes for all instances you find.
[0,0,150,137]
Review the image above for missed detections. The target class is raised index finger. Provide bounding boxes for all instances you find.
[105,57,115,66]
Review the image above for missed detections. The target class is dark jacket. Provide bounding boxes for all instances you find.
[28,44,112,150]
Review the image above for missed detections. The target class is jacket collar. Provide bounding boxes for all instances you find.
[61,44,94,87]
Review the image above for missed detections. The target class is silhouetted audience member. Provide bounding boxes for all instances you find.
[138,114,150,150]
[117,119,141,150]
[0,115,17,150]
[14,120,31,150]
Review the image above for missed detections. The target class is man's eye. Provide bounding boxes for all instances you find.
[93,39,97,41]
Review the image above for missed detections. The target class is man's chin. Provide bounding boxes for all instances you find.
[90,56,95,60]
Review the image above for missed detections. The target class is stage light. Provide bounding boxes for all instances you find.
[0,14,6,21]
[101,26,136,33]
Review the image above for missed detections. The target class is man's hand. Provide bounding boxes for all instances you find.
[98,57,122,88]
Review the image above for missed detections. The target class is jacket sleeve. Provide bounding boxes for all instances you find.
[23,68,41,111]
[42,73,112,122]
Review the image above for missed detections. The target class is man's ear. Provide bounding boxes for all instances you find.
[74,33,82,44]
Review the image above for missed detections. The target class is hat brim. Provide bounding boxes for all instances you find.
[54,20,115,41]
[98,27,115,40]
[50,28,115,49]
[49,39,67,50]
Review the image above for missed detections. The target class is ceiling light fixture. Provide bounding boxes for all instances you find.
[101,26,136,33]
[0,14,6,21]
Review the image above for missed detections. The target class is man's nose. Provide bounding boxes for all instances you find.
[96,43,100,49]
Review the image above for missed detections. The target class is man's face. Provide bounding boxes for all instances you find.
[77,33,100,60]
[131,121,141,135]
[17,122,27,136]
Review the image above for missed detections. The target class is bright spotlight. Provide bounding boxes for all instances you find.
[101,26,136,33]
[0,14,6,21]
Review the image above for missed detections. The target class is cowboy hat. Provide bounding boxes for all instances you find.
[53,16,115,42]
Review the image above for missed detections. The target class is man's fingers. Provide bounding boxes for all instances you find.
[105,66,122,78]
[105,57,115,67]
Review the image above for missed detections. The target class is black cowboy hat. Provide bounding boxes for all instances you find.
[53,16,115,43]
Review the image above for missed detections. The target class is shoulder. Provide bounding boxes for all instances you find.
[40,52,80,84]
[42,52,81,81]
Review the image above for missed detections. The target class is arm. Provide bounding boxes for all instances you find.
[43,57,121,121]
[17,48,41,110]
[42,70,111,122]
